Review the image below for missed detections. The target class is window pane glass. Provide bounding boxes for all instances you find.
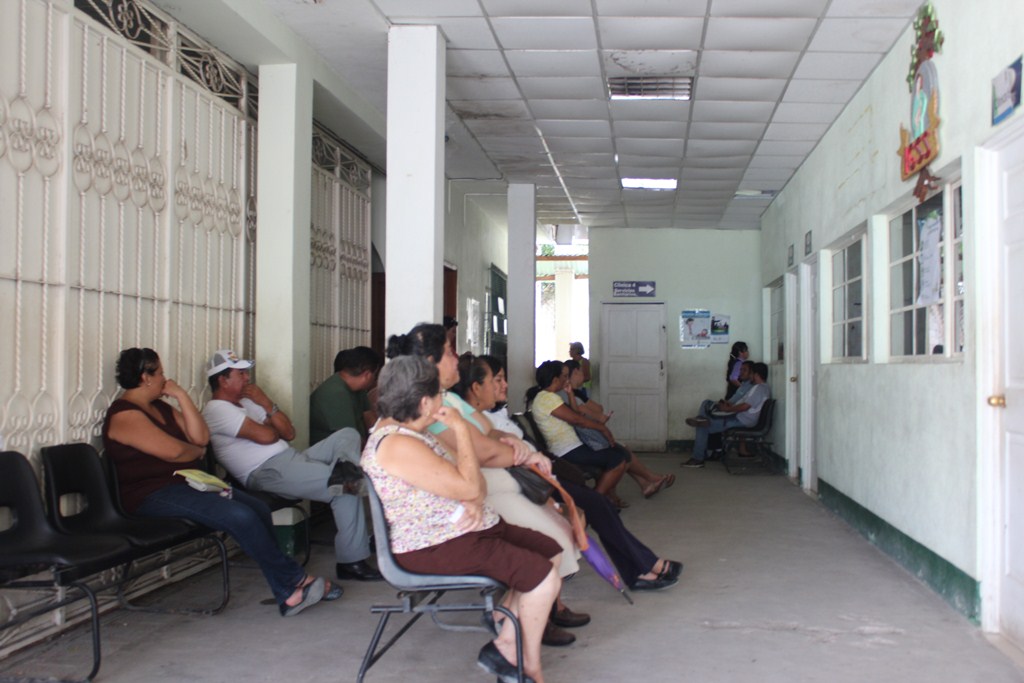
[953,186,964,239]
[891,261,914,308]
[927,304,944,354]
[848,278,862,319]
[891,311,912,355]
[833,251,845,282]
[848,320,862,358]
[847,242,862,279]
[955,300,965,352]
[891,212,914,259]
[914,308,928,355]
[955,242,964,296]
[833,287,845,323]
[833,324,845,357]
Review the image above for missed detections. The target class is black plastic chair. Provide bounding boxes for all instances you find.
[722,398,778,474]
[0,450,134,682]
[41,443,230,615]
[518,411,601,486]
[356,478,524,683]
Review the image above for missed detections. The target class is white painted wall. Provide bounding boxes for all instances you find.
[588,228,762,441]
[444,180,509,350]
[760,0,1024,576]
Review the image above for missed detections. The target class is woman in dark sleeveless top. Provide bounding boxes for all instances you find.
[102,347,338,617]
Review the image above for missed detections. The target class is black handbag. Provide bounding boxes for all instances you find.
[506,466,554,505]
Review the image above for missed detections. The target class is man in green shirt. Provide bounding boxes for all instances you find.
[309,346,382,446]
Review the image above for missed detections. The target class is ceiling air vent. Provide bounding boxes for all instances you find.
[608,76,693,101]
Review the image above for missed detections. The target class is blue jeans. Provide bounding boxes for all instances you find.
[137,484,306,607]
[693,416,743,462]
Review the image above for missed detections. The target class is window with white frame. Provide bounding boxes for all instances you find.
[889,184,963,357]
[769,282,784,363]
[832,237,865,359]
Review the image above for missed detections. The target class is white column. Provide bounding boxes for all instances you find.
[507,183,536,412]
[385,26,446,339]
[256,63,313,445]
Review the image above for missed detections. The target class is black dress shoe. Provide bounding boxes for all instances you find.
[477,641,535,683]
[631,575,678,592]
[664,560,683,580]
[327,461,366,496]
[550,604,591,628]
[336,560,383,582]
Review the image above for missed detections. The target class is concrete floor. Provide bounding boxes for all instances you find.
[3,453,1023,683]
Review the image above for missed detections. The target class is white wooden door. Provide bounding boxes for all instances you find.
[599,303,666,451]
[997,129,1024,647]
[798,259,819,494]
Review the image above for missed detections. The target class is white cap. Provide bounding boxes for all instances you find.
[206,349,254,377]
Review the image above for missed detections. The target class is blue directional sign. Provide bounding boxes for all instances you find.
[612,280,656,297]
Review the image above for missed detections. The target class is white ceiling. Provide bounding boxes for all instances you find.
[261,0,923,231]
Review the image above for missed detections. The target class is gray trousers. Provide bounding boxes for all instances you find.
[247,428,368,564]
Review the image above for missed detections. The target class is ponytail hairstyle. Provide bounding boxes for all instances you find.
[385,323,447,363]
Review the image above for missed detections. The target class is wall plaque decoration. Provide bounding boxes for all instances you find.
[897,3,944,203]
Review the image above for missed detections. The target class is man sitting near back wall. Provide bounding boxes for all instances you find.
[202,349,382,582]
[682,361,771,469]
[309,346,382,447]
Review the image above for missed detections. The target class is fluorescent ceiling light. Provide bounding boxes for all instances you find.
[734,189,778,198]
[622,178,677,190]
[608,76,692,101]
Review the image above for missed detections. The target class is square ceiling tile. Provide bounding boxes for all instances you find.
[616,138,686,156]
[697,77,787,101]
[544,137,615,153]
[736,178,787,191]
[747,154,805,169]
[490,17,598,49]
[763,121,830,140]
[376,0,481,16]
[705,17,817,51]
[686,139,759,157]
[793,52,882,80]
[690,100,775,122]
[447,50,511,77]
[618,163,680,178]
[519,77,607,99]
[506,50,603,77]
[482,0,593,17]
[771,102,843,123]
[609,99,691,120]
[474,135,547,153]
[449,99,532,119]
[564,178,623,190]
[602,50,698,77]
[462,119,538,136]
[598,18,704,50]
[808,18,911,53]
[683,155,752,168]
[700,51,801,79]
[529,99,610,119]
[783,79,861,103]
[679,166,745,180]
[447,76,521,99]
[743,166,796,181]
[612,120,688,137]
[688,121,767,140]
[595,0,708,16]
[536,119,612,137]
[710,0,829,18]
[826,0,922,18]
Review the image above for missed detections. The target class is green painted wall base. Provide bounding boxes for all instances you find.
[818,479,980,622]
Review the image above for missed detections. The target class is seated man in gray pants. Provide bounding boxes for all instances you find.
[202,349,382,582]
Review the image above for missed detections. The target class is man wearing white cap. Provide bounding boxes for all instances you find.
[202,349,382,582]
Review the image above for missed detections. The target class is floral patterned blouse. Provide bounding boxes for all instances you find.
[362,423,499,554]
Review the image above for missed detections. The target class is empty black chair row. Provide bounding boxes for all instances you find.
[1,446,231,682]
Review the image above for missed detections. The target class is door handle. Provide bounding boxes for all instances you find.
[988,395,1006,408]
[789,376,798,383]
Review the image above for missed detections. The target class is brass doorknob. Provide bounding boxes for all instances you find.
[789,376,798,383]
[988,395,1006,408]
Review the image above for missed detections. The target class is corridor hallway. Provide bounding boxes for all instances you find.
[3,454,1021,683]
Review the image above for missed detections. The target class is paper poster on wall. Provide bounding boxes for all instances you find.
[993,57,1021,125]
[710,315,730,344]
[916,210,942,305]
[680,309,711,348]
